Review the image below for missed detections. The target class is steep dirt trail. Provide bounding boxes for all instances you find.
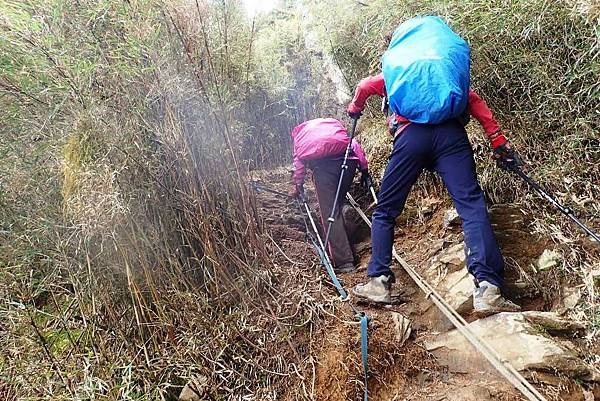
[250,167,598,401]
[253,15,598,399]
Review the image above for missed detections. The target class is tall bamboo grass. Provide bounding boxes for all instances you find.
[0,1,318,399]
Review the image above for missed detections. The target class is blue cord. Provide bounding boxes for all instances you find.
[360,313,369,401]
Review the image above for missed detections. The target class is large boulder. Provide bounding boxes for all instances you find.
[425,312,598,381]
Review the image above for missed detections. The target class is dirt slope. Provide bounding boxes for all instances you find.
[250,167,598,401]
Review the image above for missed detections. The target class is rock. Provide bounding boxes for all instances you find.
[521,311,584,333]
[583,389,595,401]
[424,242,472,314]
[443,208,461,227]
[426,312,598,380]
[391,312,411,346]
[444,385,493,401]
[437,243,465,268]
[179,375,208,401]
[536,249,561,271]
[424,265,473,314]
[553,286,582,314]
[420,205,433,215]
[436,269,473,313]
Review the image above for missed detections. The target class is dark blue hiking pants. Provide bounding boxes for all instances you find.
[367,120,505,288]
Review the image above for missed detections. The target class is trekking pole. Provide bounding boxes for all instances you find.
[297,192,349,300]
[369,186,378,205]
[510,166,600,242]
[323,117,359,251]
[250,181,290,198]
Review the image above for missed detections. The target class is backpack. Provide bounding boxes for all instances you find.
[382,16,470,124]
[292,118,350,161]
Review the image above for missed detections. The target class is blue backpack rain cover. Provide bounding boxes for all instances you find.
[382,16,470,124]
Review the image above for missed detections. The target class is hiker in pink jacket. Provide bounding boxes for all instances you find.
[290,118,370,273]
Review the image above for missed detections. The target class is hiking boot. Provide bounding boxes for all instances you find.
[352,275,393,303]
[334,262,356,274]
[473,280,521,317]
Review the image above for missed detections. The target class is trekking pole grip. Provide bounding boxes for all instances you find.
[350,116,358,140]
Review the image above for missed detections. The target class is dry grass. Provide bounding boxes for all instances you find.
[0,0,322,399]
[1,0,598,399]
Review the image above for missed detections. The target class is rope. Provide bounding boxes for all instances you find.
[292,194,369,400]
[345,193,548,401]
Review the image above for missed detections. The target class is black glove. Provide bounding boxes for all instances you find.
[348,111,362,120]
[360,171,373,190]
[493,143,523,171]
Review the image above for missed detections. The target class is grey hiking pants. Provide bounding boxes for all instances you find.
[311,158,358,268]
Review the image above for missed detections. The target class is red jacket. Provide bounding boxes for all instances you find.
[347,74,502,142]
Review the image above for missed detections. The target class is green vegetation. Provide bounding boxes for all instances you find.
[308,0,599,200]
[0,0,598,399]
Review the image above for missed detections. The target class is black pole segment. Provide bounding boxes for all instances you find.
[323,117,359,255]
[510,167,600,242]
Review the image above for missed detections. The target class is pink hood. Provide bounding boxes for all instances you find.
[292,118,368,185]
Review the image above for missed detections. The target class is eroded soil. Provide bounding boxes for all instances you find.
[251,167,597,401]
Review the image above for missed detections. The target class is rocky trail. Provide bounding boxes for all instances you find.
[249,167,600,401]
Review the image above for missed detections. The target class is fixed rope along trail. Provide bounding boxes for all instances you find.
[346,193,548,401]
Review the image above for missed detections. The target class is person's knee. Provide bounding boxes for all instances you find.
[373,206,402,222]
[454,196,490,223]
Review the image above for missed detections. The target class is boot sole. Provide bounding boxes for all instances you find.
[352,291,391,304]
[334,267,357,274]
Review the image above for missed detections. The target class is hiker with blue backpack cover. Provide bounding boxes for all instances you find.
[348,16,522,315]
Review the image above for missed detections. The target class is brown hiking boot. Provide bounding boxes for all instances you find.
[334,262,356,274]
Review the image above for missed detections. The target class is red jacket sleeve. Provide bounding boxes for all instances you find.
[347,74,386,114]
[468,90,500,139]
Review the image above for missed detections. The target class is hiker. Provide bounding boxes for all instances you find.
[289,118,371,273]
[349,16,522,315]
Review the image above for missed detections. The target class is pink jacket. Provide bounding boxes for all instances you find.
[292,118,368,186]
